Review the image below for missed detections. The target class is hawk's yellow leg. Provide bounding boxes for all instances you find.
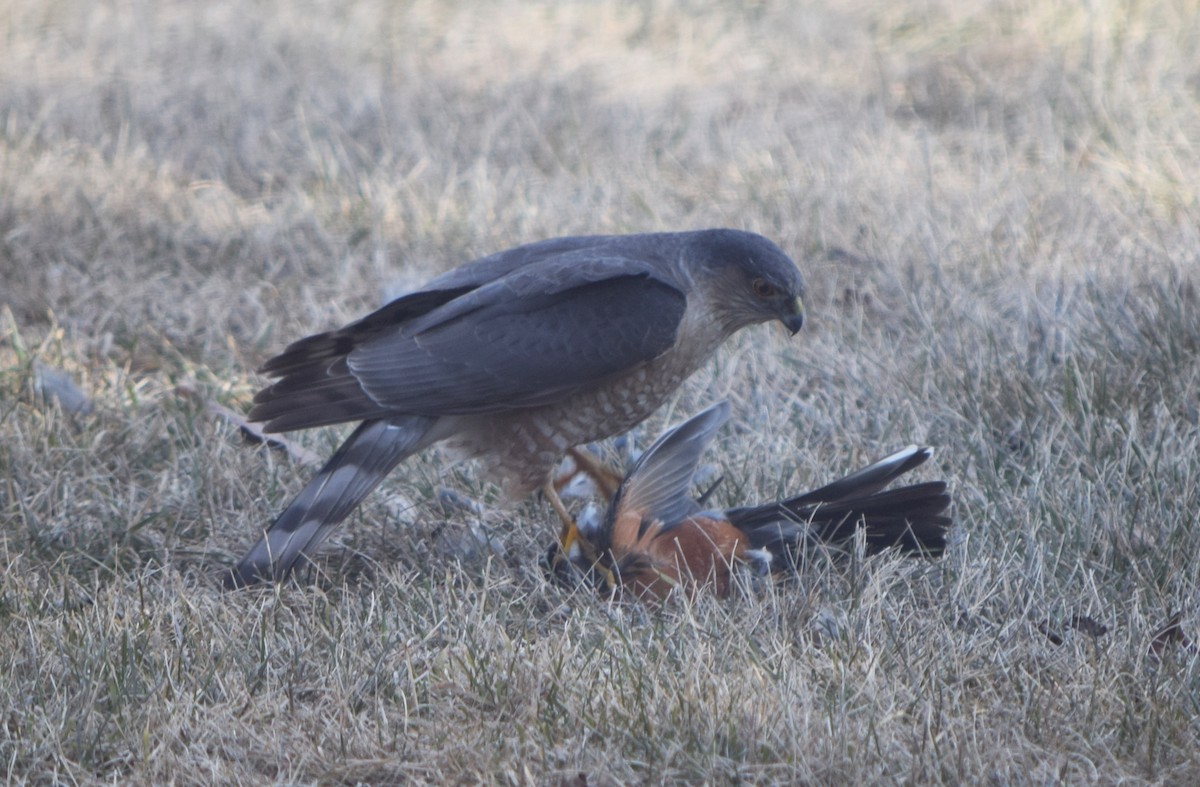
[543,478,617,591]
[565,447,623,498]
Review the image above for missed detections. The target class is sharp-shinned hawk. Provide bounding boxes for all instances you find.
[226,229,806,587]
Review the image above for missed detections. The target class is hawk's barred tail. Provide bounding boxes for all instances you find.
[225,416,436,588]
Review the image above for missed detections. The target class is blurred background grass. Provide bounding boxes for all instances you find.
[2,0,1199,782]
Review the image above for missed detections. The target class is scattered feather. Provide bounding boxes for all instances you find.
[1037,614,1109,646]
[435,486,484,517]
[33,361,93,415]
[1149,612,1197,660]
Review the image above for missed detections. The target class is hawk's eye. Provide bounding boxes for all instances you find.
[751,278,779,298]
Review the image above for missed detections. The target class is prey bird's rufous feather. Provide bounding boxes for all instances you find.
[565,402,952,601]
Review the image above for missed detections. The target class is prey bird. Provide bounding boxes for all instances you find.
[226,229,806,587]
[562,402,951,601]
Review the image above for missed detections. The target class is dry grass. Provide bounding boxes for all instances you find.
[2,0,1200,782]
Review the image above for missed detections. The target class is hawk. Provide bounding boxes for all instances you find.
[565,401,951,600]
[226,229,805,587]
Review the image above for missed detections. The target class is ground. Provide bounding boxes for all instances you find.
[2,0,1199,783]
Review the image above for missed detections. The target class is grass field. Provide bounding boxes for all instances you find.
[3,0,1200,782]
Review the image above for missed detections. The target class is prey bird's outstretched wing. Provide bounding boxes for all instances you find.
[604,402,730,547]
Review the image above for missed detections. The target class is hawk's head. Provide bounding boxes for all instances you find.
[687,229,806,335]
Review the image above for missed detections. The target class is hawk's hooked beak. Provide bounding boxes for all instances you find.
[780,297,805,336]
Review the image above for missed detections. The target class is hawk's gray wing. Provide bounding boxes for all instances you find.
[252,252,688,429]
[421,232,679,292]
[262,234,677,384]
[350,260,687,415]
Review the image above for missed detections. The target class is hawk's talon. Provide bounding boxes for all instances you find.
[542,477,621,592]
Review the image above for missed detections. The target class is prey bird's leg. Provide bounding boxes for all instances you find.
[565,447,623,498]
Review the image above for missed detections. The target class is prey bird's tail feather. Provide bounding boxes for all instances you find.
[781,445,932,507]
[783,481,952,555]
[225,416,436,588]
[727,446,952,562]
